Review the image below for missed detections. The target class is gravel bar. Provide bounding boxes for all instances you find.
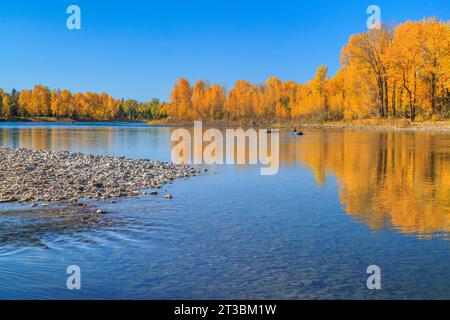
[0,147,200,204]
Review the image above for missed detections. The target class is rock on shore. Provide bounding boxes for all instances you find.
[0,147,200,203]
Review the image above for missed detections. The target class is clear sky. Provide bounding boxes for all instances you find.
[1,0,449,101]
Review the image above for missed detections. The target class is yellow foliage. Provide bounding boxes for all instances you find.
[167,18,450,123]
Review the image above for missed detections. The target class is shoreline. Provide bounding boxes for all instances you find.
[0,117,147,124]
[297,122,450,132]
[148,119,450,132]
[0,147,200,207]
[1,118,450,132]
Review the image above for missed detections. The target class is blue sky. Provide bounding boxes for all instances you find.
[1,0,449,101]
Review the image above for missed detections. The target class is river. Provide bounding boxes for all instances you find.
[0,122,449,299]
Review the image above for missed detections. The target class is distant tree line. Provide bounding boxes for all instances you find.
[0,86,165,121]
[167,18,450,122]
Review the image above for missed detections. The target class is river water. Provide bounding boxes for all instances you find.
[0,122,449,299]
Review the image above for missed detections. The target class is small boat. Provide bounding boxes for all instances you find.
[289,131,304,136]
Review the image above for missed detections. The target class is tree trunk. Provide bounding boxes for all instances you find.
[431,72,436,115]
[377,77,385,117]
[384,78,389,117]
[392,82,397,117]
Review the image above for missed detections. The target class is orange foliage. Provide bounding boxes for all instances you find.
[167,18,450,122]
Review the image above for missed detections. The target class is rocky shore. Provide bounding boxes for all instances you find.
[0,147,200,205]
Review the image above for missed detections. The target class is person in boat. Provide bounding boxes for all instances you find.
[291,128,304,136]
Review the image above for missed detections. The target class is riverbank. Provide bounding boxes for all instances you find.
[2,117,450,132]
[0,147,200,205]
[298,120,450,132]
[0,117,147,123]
[0,117,82,123]
[148,118,450,132]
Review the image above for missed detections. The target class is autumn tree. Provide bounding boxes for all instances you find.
[169,77,193,120]
[388,21,423,120]
[0,89,3,117]
[204,84,226,120]
[2,95,10,118]
[226,80,258,120]
[416,18,450,117]
[342,26,393,118]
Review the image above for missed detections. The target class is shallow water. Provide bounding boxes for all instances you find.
[0,122,449,299]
